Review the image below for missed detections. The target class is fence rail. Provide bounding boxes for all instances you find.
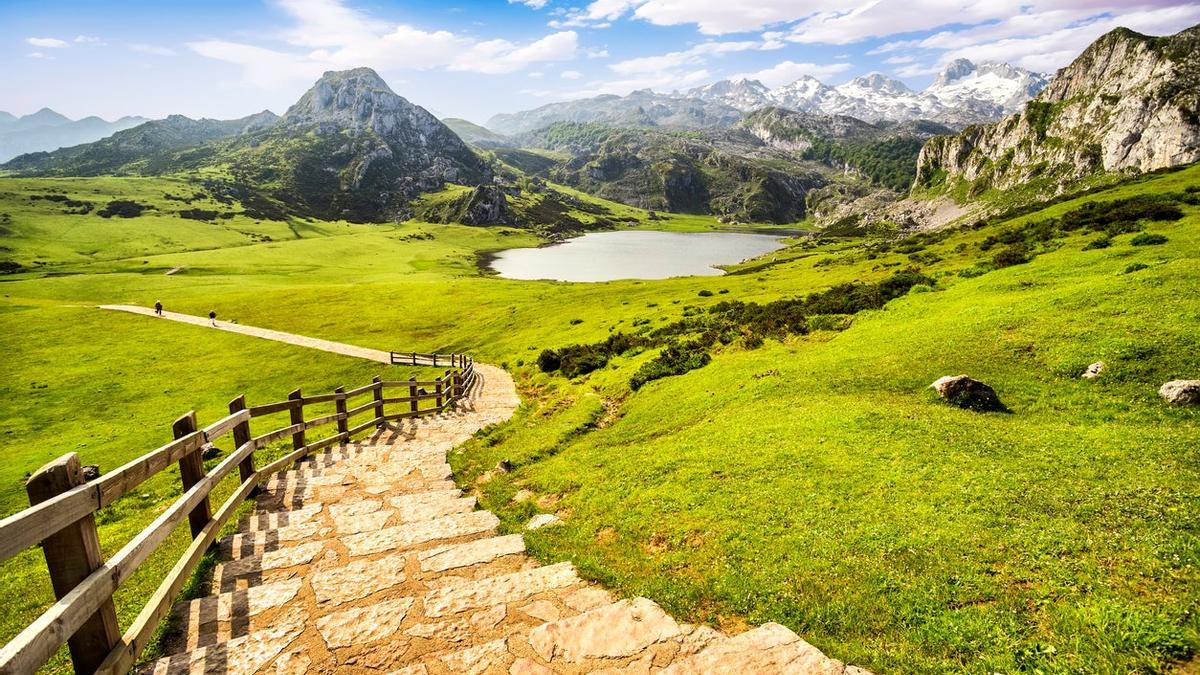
[0,352,476,675]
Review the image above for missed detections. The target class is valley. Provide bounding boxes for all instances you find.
[0,16,1198,675]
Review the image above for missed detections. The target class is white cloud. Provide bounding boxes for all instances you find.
[733,60,852,88]
[528,71,546,78]
[510,0,550,8]
[74,35,105,45]
[567,67,713,97]
[130,43,177,56]
[561,69,583,79]
[190,0,578,87]
[26,37,69,48]
[27,51,47,59]
[609,40,759,74]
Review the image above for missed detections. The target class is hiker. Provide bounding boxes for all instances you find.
[154,300,163,316]
[209,310,217,326]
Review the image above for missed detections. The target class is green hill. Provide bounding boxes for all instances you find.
[0,163,1196,673]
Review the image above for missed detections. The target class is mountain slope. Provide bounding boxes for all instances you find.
[513,122,829,223]
[915,25,1200,196]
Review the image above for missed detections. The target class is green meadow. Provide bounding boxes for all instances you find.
[0,167,1197,672]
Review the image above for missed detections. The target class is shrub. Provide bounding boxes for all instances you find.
[1130,233,1168,246]
[697,289,713,297]
[569,318,584,325]
[630,341,711,390]
[1083,236,1111,250]
[908,284,933,294]
[1125,262,1150,273]
[536,349,561,373]
[959,266,990,278]
[992,244,1031,268]
[97,200,146,218]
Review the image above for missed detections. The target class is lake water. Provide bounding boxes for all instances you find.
[488,230,786,282]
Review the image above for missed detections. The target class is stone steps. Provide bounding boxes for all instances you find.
[149,362,864,674]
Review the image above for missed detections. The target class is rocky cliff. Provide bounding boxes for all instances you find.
[914,25,1200,196]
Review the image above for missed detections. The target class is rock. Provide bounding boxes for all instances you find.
[201,445,221,460]
[529,597,683,662]
[1160,380,1200,406]
[526,513,563,530]
[422,562,580,617]
[930,375,1007,412]
[496,460,514,473]
[81,464,101,481]
[1082,361,1105,379]
[315,597,415,649]
[418,534,526,573]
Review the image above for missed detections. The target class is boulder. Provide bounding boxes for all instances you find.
[1159,380,1200,406]
[201,445,222,460]
[527,514,563,530]
[930,375,1007,412]
[1082,361,1105,379]
[81,465,101,481]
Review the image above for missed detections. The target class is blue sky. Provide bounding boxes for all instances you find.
[2,0,1199,124]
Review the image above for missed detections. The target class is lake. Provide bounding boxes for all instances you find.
[488,230,786,282]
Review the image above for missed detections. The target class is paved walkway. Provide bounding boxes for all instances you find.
[100,305,392,363]
[110,307,866,673]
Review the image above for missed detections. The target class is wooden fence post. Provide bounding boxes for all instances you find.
[335,386,349,436]
[288,389,306,453]
[454,371,464,403]
[409,376,419,414]
[26,453,121,674]
[372,376,385,426]
[228,395,255,485]
[172,412,211,538]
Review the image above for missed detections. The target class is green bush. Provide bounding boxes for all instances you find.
[1083,236,1112,250]
[1130,233,1168,246]
[697,289,713,297]
[992,244,1031,268]
[908,284,933,294]
[537,349,561,373]
[1125,262,1150,274]
[630,341,711,390]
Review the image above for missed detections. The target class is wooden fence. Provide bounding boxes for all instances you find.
[0,354,475,675]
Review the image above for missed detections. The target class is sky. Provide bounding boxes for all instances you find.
[2,0,1199,125]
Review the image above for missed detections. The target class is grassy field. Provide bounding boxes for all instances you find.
[1,166,1197,672]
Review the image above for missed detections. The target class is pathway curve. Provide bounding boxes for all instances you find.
[100,305,393,363]
[109,306,867,673]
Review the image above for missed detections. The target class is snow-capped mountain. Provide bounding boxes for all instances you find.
[686,59,1049,127]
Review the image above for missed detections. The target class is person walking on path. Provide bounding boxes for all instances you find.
[209,310,217,326]
[154,300,163,316]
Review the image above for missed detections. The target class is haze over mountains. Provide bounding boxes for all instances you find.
[0,108,147,162]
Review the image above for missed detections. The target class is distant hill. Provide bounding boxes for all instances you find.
[486,89,743,136]
[442,118,510,148]
[3,111,278,175]
[0,108,148,162]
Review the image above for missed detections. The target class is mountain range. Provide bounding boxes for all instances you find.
[2,25,1196,231]
[0,108,148,162]
[487,59,1049,136]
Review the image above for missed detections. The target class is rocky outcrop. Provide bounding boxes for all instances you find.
[914,25,1200,196]
[458,185,513,226]
[930,375,1007,412]
[1160,380,1200,406]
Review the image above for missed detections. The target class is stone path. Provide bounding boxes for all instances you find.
[111,308,867,673]
[100,305,392,363]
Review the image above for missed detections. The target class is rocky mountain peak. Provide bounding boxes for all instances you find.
[932,59,977,88]
[915,23,1200,197]
[847,73,912,94]
[282,67,438,138]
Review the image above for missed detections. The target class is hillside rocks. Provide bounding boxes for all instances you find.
[930,375,1007,412]
[1159,380,1200,405]
[1082,362,1105,379]
[458,185,513,226]
[915,25,1200,196]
